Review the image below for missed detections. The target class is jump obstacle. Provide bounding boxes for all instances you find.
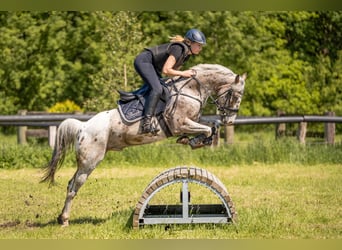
[133,166,237,229]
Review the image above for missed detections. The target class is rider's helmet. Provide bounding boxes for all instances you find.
[184,29,206,45]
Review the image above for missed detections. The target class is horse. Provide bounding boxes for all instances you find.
[41,63,247,226]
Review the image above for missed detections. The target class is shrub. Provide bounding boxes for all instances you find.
[47,100,83,113]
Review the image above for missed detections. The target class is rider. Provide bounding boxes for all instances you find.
[134,28,206,135]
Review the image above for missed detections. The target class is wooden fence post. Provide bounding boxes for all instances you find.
[48,126,57,148]
[297,122,307,144]
[224,125,234,144]
[275,110,286,139]
[324,111,335,145]
[17,110,27,145]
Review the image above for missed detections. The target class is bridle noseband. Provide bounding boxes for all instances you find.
[212,88,241,115]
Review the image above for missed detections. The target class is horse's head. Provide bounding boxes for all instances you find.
[215,73,247,125]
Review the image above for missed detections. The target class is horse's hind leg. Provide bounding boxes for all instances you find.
[58,145,106,226]
[57,169,92,226]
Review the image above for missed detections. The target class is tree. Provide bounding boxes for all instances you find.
[0,11,109,113]
[83,11,144,111]
[279,11,342,116]
[0,11,144,113]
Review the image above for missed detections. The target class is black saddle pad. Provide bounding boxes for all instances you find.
[117,84,168,123]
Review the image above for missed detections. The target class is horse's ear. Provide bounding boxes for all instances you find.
[242,72,247,81]
[234,75,240,83]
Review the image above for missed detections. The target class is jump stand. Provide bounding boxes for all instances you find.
[133,166,237,229]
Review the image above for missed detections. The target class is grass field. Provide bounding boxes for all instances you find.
[0,163,340,239]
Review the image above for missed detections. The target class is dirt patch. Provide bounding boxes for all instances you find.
[0,219,42,229]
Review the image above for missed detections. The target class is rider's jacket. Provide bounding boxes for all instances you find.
[145,42,190,76]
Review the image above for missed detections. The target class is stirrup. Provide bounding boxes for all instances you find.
[141,116,160,136]
[141,117,152,134]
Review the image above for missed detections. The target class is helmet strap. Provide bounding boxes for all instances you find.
[185,42,193,55]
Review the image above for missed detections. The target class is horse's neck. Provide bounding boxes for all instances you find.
[172,76,213,99]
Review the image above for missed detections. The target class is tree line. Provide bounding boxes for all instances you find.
[0,11,341,118]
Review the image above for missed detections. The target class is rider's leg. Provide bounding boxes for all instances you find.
[134,51,163,135]
[141,92,161,134]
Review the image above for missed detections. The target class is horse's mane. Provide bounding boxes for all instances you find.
[191,64,237,83]
[192,64,235,76]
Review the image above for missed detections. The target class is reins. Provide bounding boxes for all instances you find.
[166,76,204,117]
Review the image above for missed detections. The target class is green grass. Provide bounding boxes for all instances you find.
[0,163,340,239]
[0,131,341,239]
[1,132,342,169]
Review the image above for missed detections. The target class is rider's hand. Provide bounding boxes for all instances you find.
[181,70,196,78]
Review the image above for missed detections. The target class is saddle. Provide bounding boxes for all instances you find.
[117,81,171,123]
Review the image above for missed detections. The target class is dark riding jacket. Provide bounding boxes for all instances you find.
[145,42,190,76]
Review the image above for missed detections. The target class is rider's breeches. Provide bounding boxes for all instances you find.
[134,51,163,96]
[134,51,163,116]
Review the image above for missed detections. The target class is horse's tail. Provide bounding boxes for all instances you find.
[41,118,82,185]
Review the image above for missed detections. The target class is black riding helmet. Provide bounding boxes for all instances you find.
[185,29,206,45]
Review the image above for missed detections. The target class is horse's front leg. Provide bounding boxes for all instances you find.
[176,118,217,149]
[177,117,212,136]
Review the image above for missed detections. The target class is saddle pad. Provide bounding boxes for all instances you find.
[117,98,167,124]
[118,99,145,123]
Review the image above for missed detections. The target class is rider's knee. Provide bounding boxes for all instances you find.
[150,90,162,99]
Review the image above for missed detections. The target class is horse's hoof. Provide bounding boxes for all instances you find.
[189,134,207,149]
[57,214,69,226]
[176,135,189,145]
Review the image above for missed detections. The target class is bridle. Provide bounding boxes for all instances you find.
[166,72,241,117]
[212,88,241,116]
[191,75,241,116]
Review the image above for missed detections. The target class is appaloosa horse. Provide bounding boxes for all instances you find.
[41,63,247,226]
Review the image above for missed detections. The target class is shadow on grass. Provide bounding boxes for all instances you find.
[32,216,109,228]
[0,208,136,229]
[1,216,110,229]
[121,208,239,232]
[50,209,135,229]
[68,217,108,226]
[0,219,58,229]
[124,209,134,229]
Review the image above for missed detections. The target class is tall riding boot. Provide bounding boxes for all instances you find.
[141,94,160,135]
[141,115,153,134]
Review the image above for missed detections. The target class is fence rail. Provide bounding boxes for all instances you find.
[0,114,94,126]
[201,115,342,125]
[0,112,340,147]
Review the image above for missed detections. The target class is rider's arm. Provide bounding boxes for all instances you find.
[162,55,194,78]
